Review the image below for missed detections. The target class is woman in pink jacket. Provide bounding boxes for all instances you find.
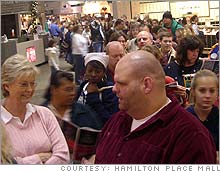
[1,54,70,164]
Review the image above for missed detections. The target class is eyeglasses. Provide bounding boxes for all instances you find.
[17,82,37,89]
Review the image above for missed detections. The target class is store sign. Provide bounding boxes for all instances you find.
[26,46,36,62]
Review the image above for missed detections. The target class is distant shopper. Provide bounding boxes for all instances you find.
[105,18,125,44]
[136,31,153,50]
[72,24,88,85]
[158,31,176,67]
[50,19,61,40]
[162,11,183,39]
[90,19,105,52]
[105,41,125,83]
[45,39,60,75]
[109,31,128,52]
[175,27,194,45]
[190,15,200,35]
[164,35,204,87]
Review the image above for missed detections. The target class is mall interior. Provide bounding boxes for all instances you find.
[1,0,219,104]
[0,1,219,165]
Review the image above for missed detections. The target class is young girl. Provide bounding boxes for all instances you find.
[45,39,60,74]
[77,53,119,126]
[186,69,219,152]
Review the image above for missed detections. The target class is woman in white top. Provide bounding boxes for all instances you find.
[72,24,88,85]
[45,39,60,75]
[190,15,199,35]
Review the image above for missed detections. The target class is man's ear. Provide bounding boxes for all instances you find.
[143,76,153,94]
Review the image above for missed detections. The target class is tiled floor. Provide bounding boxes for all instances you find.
[30,57,73,105]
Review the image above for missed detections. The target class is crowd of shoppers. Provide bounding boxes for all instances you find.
[1,10,219,164]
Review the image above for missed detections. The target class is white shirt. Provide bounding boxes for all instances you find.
[72,33,88,56]
[131,98,171,132]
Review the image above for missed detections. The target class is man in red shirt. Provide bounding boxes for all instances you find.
[95,50,216,164]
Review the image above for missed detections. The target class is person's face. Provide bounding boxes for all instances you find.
[175,31,183,44]
[117,36,126,49]
[113,62,142,113]
[69,25,74,32]
[186,48,199,65]
[77,26,83,34]
[195,17,199,23]
[131,28,139,38]
[52,79,76,106]
[108,45,125,71]
[152,21,158,27]
[118,22,125,30]
[136,32,152,49]
[193,76,218,109]
[160,36,173,52]
[163,18,172,27]
[4,75,36,104]
[85,64,105,84]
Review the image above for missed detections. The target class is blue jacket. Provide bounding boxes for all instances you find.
[186,105,219,150]
[50,23,61,37]
[164,60,203,87]
[77,80,119,125]
[42,101,103,130]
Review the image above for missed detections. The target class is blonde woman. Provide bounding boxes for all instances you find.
[1,54,70,164]
[186,70,219,152]
[1,121,16,164]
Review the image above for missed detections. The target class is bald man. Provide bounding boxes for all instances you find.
[95,50,216,164]
[136,31,153,49]
[105,41,125,83]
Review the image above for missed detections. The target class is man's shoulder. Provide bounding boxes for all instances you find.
[168,102,209,133]
[104,111,129,127]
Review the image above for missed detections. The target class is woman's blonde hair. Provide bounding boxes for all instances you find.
[189,69,219,104]
[1,122,13,164]
[1,54,39,97]
[141,45,163,61]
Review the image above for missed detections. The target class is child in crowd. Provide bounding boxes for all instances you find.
[186,69,219,152]
[45,39,60,74]
[77,53,119,126]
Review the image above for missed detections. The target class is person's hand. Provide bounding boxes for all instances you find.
[172,85,187,99]
[86,83,99,93]
[38,152,52,163]
[81,155,96,164]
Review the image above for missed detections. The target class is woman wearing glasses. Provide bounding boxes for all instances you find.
[1,54,70,164]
